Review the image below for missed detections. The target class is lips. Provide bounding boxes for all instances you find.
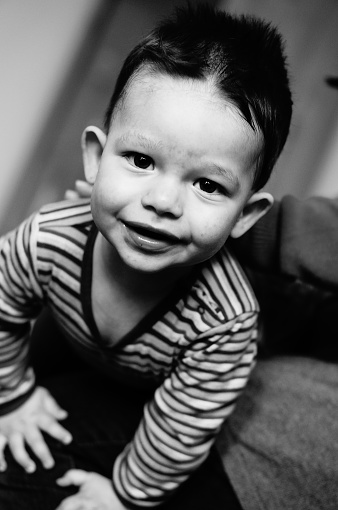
[123,221,181,251]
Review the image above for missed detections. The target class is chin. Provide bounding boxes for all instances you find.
[123,257,174,274]
[119,249,190,275]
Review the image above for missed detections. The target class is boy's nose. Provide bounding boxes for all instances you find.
[141,176,183,218]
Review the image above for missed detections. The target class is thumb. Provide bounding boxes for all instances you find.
[56,469,90,487]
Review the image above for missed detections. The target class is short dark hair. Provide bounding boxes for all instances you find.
[104,4,292,191]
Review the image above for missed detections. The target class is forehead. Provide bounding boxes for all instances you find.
[111,71,263,177]
[119,69,227,115]
[116,71,259,138]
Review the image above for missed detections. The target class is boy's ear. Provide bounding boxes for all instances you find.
[230,192,274,239]
[81,126,107,184]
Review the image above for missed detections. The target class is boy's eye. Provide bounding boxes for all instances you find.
[195,178,223,195]
[126,152,153,170]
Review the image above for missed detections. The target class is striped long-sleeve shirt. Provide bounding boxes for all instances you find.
[0,198,259,507]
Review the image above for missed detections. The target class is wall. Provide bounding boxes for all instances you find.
[0,0,101,222]
[309,117,338,197]
[1,0,338,231]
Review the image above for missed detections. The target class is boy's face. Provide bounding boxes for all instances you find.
[89,72,269,274]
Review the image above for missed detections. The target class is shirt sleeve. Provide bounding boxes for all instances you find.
[0,213,44,414]
[231,195,338,291]
[112,310,258,508]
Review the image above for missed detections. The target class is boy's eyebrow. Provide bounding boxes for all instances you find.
[208,163,240,192]
[116,132,163,150]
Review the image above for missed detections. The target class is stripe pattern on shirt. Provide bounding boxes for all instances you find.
[0,199,259,507]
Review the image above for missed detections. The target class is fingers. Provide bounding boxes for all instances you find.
[5,421,72,473]
[42,391,68,420]
[0,388,73,473]
[57,469,90,487]
[25,426,54,469]
[75,180,93,197]
[56,471,91,510]
[36,388,72,444]
[55,494,87,510]
[64,180,93,202]
[6,424,71,472]
[8,432,36,473]
[64,190,79,200]
[39,414,72,445]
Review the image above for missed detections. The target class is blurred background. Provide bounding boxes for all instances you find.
[0,0,338,234]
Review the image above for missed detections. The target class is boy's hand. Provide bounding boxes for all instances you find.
[56,470,128,510]
[64,180,93,200]
[0,386,72,472]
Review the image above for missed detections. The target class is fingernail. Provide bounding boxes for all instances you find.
[26,462,36,473]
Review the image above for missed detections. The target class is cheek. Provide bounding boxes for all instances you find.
[92,169,126,212]
[91,178,117,228]
[191,216,233,257]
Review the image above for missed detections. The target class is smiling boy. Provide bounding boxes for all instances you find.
[0,5,292,509]
[86,71,269,347]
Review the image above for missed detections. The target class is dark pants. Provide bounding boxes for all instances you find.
[0,312,243,510]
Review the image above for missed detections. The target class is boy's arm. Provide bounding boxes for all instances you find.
[0,215,71,471]
[0,214,42,410]
[112,311,257,508]
[232,195,338,291]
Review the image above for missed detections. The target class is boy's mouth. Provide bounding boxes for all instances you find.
[125,221,180,242]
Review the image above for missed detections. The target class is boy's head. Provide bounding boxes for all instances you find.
[82,5,292,274]
[103,3,292,191]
